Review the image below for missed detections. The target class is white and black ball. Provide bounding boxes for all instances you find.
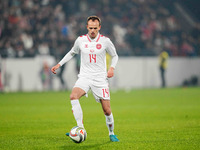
[69,126,87,143]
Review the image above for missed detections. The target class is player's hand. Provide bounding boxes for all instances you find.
[51,64,61,74]
[107,67,114,78]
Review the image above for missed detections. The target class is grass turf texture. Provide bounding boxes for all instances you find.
[0,88,200,150]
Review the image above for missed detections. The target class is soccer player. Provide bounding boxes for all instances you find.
[51,16,119,142]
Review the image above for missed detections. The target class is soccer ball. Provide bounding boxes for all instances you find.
[69,126,87,143]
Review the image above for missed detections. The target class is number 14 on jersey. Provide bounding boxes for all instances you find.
[89,54,96,63]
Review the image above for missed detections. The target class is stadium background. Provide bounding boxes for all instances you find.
[0,0,200,91]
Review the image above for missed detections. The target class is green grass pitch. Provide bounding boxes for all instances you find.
[0,88,200,150]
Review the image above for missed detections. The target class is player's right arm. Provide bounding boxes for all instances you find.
[51,38,80,74]
[51,64,61,74]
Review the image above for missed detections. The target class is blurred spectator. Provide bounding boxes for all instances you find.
[40,61,52,90]
[38,42,50,55]
[21,33,33,50]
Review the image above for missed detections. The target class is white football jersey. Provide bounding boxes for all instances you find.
[71,33,118,78]
[59,33,118,78]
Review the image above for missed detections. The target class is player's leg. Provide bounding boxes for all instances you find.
[66,87,85,136]
[101,99,119,142]
[91,82,114,135]
[100,99,114,135]
[70,87,86,128]
[91,78,119,141]
[66,77,90,136]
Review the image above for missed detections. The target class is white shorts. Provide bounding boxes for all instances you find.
[74,76,110,103]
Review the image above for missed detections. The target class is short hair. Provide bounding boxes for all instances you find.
[87,16,101,25]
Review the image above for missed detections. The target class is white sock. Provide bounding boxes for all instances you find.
[71,99,84,128]
[105,113,114,135]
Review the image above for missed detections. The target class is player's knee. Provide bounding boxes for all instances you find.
[104,109,111,116]
[105,111,111,116]
[70,93,79,100]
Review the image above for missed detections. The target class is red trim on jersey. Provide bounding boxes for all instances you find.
[86,34,91,42]
[101,34,108,38]
[87,34,101,42]
[96,34,101,42]
[80,34,87,37]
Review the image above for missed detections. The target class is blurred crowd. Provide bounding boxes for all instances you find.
[0,0,200,58]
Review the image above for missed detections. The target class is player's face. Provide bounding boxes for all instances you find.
[87,20,101,39]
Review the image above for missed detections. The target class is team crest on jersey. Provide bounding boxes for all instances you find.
[85,44,88,48]
[96,44,102,50]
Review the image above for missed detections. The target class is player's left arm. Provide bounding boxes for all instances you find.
[106,39,119,78]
